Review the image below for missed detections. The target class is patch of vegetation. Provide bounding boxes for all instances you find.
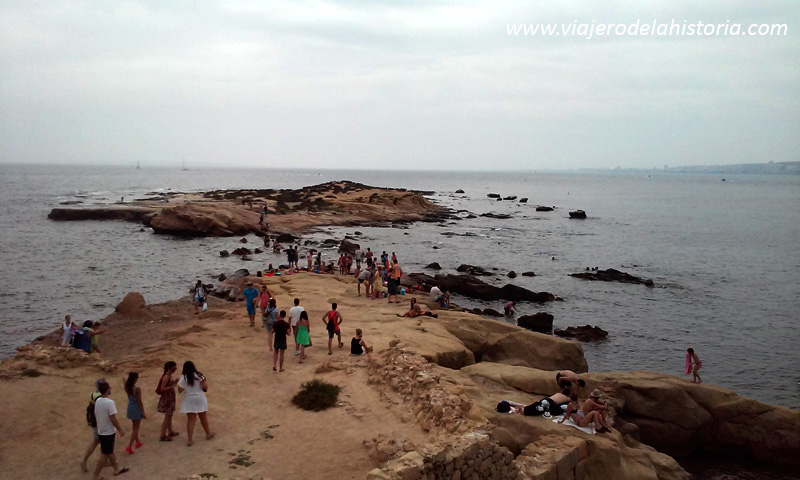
[21,369,43,377]
[228,452,254,468]
[292,378,341,411]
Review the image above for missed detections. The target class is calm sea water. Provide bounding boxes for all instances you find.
[1,164,798,409]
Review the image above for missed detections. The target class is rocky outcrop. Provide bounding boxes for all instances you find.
[591,371,800,466]
[554,325,609,342]
[231,247,252,256]
[404,273,557,303]
[402,273,556,303]
[48,207,154,222]
[536,206,553,212]
[521,271,536,277]
[115,292,149,316]
[150,203,253,236]
[425,262,442,270]
[507,271,517,278]
[219,250,230,257]
[487,193,501,199]
[570,268,655,287]
[569,210,587,219]
[437,315,587,372]
[519,198,528,203]
[517,313,554,333]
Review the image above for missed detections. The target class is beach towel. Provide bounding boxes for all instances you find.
[685,352,692,375]
[552,416,595,435]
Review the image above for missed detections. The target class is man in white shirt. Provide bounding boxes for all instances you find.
[93,381,128,480]
[429,286,444,305]
[288,298,305,355]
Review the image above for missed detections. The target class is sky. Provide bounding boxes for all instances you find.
[0,1,798,171]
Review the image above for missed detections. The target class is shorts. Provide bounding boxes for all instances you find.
[387,279,397,294]
[246,303,256,315]
[504,307,511,315]
[435,296,444,303]
[91,426,99,440]
[274,337,287,351]
[98,433,115,455]
[328,328,340,339]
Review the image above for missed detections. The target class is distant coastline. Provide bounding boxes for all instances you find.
[573,161,800,176]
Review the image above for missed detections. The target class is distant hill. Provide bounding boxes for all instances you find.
[667,161,800,175]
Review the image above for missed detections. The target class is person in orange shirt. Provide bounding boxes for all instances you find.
[387,259,403,303]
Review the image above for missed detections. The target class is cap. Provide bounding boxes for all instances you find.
[247,281,253,285]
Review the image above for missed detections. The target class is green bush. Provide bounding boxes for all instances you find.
[292,378,341,411]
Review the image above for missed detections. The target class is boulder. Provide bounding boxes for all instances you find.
[518,198,528,203]
[115,292,149,316]
[517,313,554,333]
[507,271,517,278]
[482,308,503,317]
[480,213,512,219]
[568,209,587,219]
[338,239,360,255]
[455,189,465,194]
[554,325,609,342]
[219,250,230,257]
[487,193,501,198]
[503,196,517,201]
[231,247,252,256]
[274,233,297,243]
[536,206,553,212]
[218,273,227,281]
[239,237,248,243]
[230,269,250,278]
[425,262,442,270]
[354,231,363,235]
[570,268,654,287]
[438,315,587,372]
[521,271,536,277]
[322,239,339,246]
[254,248,263,254]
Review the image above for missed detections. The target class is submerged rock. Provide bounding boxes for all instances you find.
[487,193,501,199]
[554,325,608,342]
[219,250,230,257]
[425,262,442,270]
[521,271,536,277]
[570,268,654,287]
[569,209,587,219]
[536,206,553,212]
[404,273,556,303]
[455,189,465,194]
[456,264,493,276]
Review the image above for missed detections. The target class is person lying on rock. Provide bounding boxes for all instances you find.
[399,298,438,318]
[582,389,612,433]
[559,393,611,433]
[497,393,570,416]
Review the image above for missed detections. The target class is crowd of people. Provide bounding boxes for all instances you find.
[81,361,214,479]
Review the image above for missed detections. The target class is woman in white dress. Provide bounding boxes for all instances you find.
[177,361,215,446]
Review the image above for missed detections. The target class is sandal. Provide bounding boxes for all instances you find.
[159,436,172,442]
[169,431,179,437]
[114,467,130,476]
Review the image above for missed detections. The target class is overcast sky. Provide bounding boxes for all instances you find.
[1,1,798,171]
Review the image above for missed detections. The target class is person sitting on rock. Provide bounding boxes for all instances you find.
[556,370,585,396]
[559,393,611,433]
[350,328,373,356]
[399,298,437,318]
[582,389,612,433]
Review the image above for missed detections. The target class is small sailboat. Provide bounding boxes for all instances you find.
[182,159,189,171]
[136,161,140,170]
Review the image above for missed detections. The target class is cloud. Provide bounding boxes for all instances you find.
[0,0,798,170]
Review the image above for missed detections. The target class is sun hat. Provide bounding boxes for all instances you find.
[590,389,602,398]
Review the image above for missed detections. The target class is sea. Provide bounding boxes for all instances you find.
[1,164,798,415]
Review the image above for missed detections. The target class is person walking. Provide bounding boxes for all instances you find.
[123,372,145,454]
[296,311,311,363]
[264,298,278,352]
[322,303,344,355]
[80,378,104,473]
[272,310,291,372]
[687,348,703,383]
[178,361,214,447]
[92,380,128,479]
[242,281,259,327]
[156,361,180,442]
[288,298,305,355]
[193,280,206,315]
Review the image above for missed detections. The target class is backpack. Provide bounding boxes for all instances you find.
[73,329,91,352]
[86,394,98,428]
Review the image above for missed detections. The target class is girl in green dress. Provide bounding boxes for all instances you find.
[296,311,311,363]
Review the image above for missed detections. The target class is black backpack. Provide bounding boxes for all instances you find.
[86,395,98,428]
